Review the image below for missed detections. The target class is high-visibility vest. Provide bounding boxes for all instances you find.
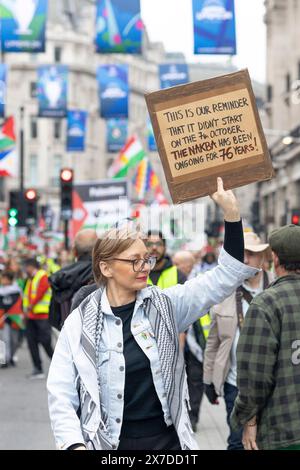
[46,258,60,276]
[147,265,178,289]
[23,270,51,315]
[192,313,211,350]
[199,313,211,340]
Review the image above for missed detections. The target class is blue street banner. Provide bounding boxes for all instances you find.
[193,0,236,55]
[0,0,48,53]
[97,64,129,119]
[0,64,7,117]
[67,110,87,152]
[37,65,68,118]
[106,118,128,152]
[147,117,157,152]
[95,0,142,53]
[159,64,189,89]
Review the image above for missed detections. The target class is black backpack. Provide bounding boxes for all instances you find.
[49,296,72,331]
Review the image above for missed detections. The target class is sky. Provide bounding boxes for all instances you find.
[140,0,266,84]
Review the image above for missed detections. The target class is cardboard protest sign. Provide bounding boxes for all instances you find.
[145,69,274,203]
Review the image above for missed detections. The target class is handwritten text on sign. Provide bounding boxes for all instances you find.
[156,88,263,179]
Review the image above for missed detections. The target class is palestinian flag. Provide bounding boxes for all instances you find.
[7,314,25,330]
[108,136,146,178]
[0,116,17,177]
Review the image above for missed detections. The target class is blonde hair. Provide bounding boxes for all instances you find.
[93,225,146,286]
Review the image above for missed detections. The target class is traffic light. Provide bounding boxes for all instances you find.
[8,207,18,227]
[8,190,26,227]
[291,209,300,225]
[60,168,73,220]
[24,189,38,225]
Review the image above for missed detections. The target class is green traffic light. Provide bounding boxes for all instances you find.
[8,207,19,226]
[8,217,18,227]
[9,208,18,217]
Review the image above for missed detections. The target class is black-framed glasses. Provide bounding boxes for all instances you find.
[109,256,157,272]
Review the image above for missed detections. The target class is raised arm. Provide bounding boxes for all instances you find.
[163,178,258,332]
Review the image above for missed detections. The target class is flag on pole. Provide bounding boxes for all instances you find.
[0,116,18,177]
[108,135,146,178]
[145,161,159,193]
[133,157,148,200]
[133,157,168,204]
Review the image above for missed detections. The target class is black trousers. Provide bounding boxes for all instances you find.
[185,349,204,426]
[223,382,244,450]
[26,319,54,371]
[118,425,181,450]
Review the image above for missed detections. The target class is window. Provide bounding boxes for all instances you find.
[30,82,37,98]
[51,154,62,187]
[285,74,291,106]
[54,46,62,63]
[30,117,38,139]
[286,73,291,92]
[29,154,38,186]
[54,120,62,140]
[267,84,273,102]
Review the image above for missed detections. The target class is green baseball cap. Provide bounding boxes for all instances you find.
[269,224,300,261]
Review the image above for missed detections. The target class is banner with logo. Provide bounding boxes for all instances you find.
[0,65,7,117]
[147,117,157,152]
[97,64,129,118]
[95,0,142,53]
[159,64,189,89]
[0,0,48,52]
[193,0,236,55]
[37,65,68,118]
[66,110,87,152]
[106,118,128,152]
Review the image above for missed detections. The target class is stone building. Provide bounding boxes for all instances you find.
[259,0,300,238]
[0,0,164,223]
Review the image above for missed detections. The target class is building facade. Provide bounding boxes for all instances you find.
[260,0,300,238]
[0,0,165,226]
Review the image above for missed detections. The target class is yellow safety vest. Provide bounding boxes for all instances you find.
[147,265,178,289]
[46,258,60,276]
[199,313,211,339]
[23,269,51,315]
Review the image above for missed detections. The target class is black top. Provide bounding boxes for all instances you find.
[111,301,168,438]
[223,220,244,263]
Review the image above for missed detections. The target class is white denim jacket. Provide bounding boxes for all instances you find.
[47,248,258,450]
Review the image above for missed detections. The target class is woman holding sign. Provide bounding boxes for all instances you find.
[47,178,258,451]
